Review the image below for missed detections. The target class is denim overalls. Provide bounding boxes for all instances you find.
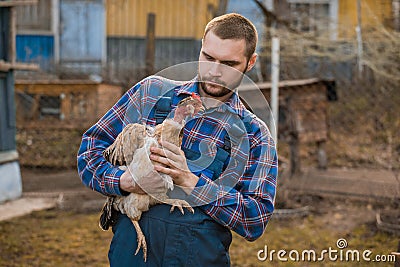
[108,84,250,266]
[109,204,232,266]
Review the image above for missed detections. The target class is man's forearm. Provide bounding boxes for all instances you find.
[119,171,145,194]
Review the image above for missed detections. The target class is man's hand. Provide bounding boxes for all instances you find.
[150,141,199,194]
[119,169,167,195]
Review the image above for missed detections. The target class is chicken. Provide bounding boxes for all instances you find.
[101,93,203,262]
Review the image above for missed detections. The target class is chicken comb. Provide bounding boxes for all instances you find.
[191,92,201,100]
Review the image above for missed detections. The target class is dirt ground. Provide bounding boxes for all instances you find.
[20,167,107,212]
[18,165,400,237]
[0,167,398,266]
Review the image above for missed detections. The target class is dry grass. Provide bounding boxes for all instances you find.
[0,210,111,267]
[231,216,398,266]
[0,207,398,267]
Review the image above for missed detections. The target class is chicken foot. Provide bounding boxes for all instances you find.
[164,199,195,214]
[131,220,148,262]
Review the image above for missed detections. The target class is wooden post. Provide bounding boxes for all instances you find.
[395,239,400,267]
[317,140,327,169]
[271,37,280,143]
[9,6,16,64]
[287,96,300,176]
[215,0,228,16]
[289,135,300,176]
[356,0,363,75]
[145,13,155,76]
[52,0,60,66]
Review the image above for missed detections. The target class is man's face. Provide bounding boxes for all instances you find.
[198,31,256,99]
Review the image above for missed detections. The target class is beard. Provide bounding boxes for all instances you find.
[198,68,247,98]
[199,78,232,98]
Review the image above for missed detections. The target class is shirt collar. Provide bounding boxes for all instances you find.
[176,77,246,117]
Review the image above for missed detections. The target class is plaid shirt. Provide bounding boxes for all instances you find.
[77,76,278,241]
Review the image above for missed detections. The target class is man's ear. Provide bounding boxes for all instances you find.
[246,53,258,72]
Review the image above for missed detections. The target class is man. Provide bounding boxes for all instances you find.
[77,13,277,266]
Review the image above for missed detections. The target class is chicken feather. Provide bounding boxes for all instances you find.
[101,95,203,262]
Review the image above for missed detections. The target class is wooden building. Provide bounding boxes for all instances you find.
[15,0,105,73]
[338,0,395,38]
[15,80,122,129]
[0,0,38,203]
[106,0,219,82]
[239,78,337,174]
[13,0,397,80]
[14,80,122,168]
[14,0,220,79]
[107,0,218,39]
[259,0,395,40]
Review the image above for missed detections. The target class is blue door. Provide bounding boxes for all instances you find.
[60,0,105,74]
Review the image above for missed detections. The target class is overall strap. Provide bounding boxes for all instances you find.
[182,112,253,181]
[153,88,176,124]
[141,76,185,125]
[215,114,252,178]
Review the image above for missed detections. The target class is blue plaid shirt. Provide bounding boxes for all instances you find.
[77,76,278,241]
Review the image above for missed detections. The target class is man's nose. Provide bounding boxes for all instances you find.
[208,62,222,77]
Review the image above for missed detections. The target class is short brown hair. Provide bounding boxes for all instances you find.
[203,13,258,60]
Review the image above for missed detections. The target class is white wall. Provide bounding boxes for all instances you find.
[0,162,22,203]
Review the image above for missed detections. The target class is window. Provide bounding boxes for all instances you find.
[287,0,338,39]
[291,3,330,32]
[16,0,52,32]
[39,95,62,120]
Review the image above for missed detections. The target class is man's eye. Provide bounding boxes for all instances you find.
[205,55,214,61]
[223,62,235,67]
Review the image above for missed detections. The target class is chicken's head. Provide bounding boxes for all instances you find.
[173,93,204,123]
